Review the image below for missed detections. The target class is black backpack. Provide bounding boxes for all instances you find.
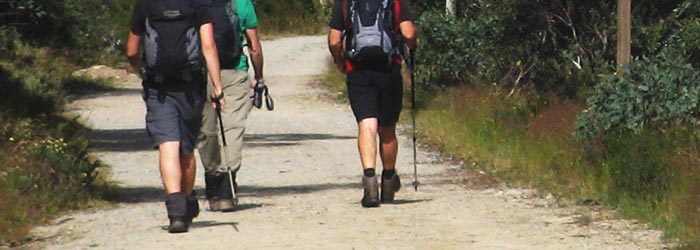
[209,0,241,69]
[143,0,203,83]
[343,0,401,64]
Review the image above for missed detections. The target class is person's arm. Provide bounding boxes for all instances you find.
[328,28,345,73]
[199,23,226,108]
[126,31,143,74]
[399,21,417,50]
[245,27,264,87]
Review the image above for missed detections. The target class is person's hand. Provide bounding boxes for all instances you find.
[252,78,260,89]
[210,91,226,109]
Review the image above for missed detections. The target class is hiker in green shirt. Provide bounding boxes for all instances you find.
[198,0,264,211]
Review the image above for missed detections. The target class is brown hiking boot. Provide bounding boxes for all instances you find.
[381,173,401,202]
[165,192,189,233]
[361,175,380,208]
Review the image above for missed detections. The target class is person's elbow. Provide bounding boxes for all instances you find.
[403,30,417,43]
[328,29,343,48]
[399,21,417,48]
[126,50,138,60]
[126,31,141,59]
[201,38,217,55]
[248,41,262,57]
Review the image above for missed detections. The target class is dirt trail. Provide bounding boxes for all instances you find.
[27,36,665,250]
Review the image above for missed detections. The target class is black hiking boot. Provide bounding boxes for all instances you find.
[381,173,401,202]
[186,190,199,226]
[205,173,222,211]
[361,175,380,208]
[165,192,189,233]
[206,172,238,212]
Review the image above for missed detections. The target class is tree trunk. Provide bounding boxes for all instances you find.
[616,0,631,68]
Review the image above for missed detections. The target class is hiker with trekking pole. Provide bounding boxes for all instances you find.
[327,0,417,208]
[126,0,225,233]
[198,0,268,212]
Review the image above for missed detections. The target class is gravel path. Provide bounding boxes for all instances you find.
[27,36,665,250]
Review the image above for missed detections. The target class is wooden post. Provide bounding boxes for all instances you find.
[617,0,631,67]
[446,0,456,16]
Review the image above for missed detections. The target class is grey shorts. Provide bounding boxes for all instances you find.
[143,81,206,155]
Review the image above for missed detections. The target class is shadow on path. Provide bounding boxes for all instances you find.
[88,130,354,152]
[71,88,143,101]
[99,182,359,204]
[88,128,151,152]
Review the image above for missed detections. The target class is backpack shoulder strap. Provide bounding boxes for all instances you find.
[225,0,238,19]
[229,0,237,13]
[393,0,401,33]
[342,0,349,30]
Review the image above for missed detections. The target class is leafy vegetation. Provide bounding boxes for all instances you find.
[0,43,103,242]
[410,0,700,247]
[253,0,330,36]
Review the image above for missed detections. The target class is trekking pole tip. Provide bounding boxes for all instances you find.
[412,181,419,191]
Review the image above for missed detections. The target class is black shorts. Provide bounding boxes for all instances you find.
[142,73,206,155]
[347,63,403,126]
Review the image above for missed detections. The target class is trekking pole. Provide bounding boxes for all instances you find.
[409,49,419,191]
[215,102,239,205]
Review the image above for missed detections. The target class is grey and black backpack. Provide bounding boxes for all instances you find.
[210,0,242,69]
[343,0,401,64]
[143,0,203,83]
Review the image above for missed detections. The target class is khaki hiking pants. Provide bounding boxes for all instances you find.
[199,69,253,175]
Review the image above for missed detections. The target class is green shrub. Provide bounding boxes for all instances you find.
[415,1,697,97]
[575,54,700,139]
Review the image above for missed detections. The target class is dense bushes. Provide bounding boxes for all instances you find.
[415,0,697,97]
[576,54,700,138]
[0,0,129,65]
[413,0,700,245]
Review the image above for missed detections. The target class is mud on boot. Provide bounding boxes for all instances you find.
[361,175,380,208]
[381,173,401,202]
[165,192,189,233]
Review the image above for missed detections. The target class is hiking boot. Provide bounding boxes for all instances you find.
[361,175,380,208]
[165,192,189,233]
[208,172,238,212]
[204,173,221,202]
[381,173,401,202]
[186,191,199,225]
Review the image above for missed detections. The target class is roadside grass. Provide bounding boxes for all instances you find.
[0,45,110,243]
[254,0,329,38]
[319,58,348,102]
[414,85,700,247]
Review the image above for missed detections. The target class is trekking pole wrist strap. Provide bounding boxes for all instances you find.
[211,91,225,101]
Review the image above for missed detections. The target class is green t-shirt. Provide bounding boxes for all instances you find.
[234,0,258,71]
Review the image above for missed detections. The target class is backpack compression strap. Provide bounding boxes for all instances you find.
[343,0,401,33]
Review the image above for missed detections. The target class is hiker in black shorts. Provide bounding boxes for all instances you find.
[328,0,417,207]
[126,0,225,233]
